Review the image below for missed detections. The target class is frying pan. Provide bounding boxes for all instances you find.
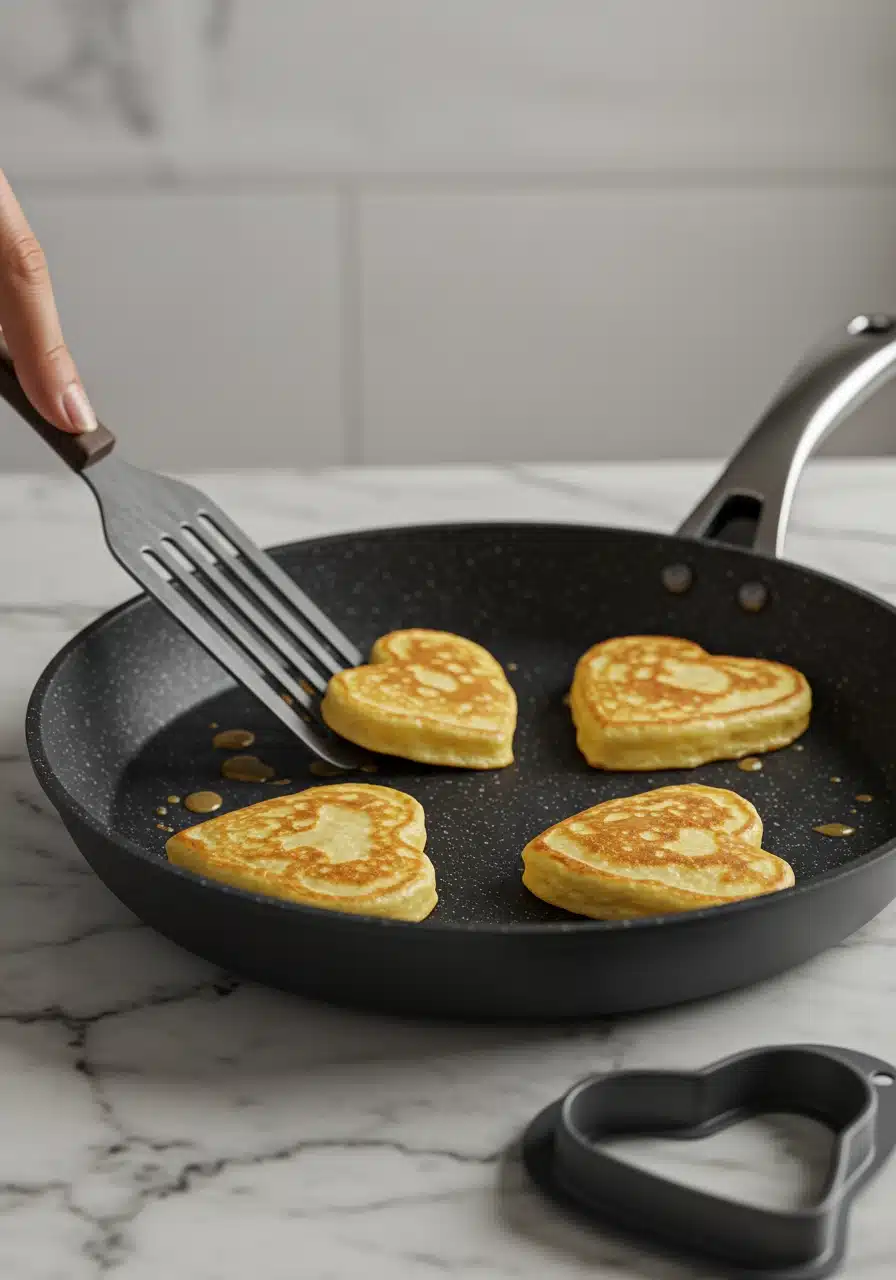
[25,315,896,1019]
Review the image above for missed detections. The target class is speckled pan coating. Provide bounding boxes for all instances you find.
[26,523,896,1018]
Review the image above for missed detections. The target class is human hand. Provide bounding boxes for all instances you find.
[0,168,96,433]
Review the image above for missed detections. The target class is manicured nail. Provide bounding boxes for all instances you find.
[61,381,97,433]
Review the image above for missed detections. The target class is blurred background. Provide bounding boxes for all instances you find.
[2,0,895,470]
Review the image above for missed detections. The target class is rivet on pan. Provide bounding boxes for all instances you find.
[661,564,693,595]
[738,581,768,613]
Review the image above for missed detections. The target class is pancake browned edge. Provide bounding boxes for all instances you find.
[522,784,794,919]
[570,635,811,770]
[321,629,517,768]
[166,783,437,922]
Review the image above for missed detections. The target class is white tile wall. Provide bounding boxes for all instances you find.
[0,0,167,179]
[189,0,896,176]
[360,187,896,462]
[5,191,345,471]
[1,0,895,467]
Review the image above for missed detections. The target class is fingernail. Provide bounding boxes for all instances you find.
[61,382,97,433]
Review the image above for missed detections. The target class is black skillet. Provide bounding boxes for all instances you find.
[22,315,896,1018]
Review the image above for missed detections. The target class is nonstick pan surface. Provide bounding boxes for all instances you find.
[26,520,896,1017]
[24,316,896,1018]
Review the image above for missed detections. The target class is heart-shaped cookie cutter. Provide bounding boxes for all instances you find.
[522,1044,896,1279]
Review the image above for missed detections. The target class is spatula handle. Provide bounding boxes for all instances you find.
[0,333,115,471]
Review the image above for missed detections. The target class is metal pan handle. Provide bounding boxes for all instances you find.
[677,315,896,558]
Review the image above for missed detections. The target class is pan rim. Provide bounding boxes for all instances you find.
[25,518,896,938]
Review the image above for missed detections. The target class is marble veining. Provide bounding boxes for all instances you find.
[0,0,157,136]
[1,461,895,1278]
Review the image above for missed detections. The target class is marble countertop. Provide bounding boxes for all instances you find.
[3,460,896,1280]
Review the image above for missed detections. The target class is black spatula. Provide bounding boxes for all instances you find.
[0,338,364,768]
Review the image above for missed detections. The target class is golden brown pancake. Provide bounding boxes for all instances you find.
[570,636,811,770]
[166,783,436,921]
[522,784,794,919]
[321,629,517,768]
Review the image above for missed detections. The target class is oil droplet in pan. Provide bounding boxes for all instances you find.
[793,744,805,752]
[814,823,855,838]
[167,795,181,804]
[310,761,346,778]
[213,728,255,750]
[184,791,223,814]
[830,775,842,783]
[221,755,275,783]
[155,806,167,816]
[737,757,763,773]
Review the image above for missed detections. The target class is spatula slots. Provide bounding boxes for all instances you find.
[0,337,364,768]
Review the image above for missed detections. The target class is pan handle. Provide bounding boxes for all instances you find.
[677,314,896,558]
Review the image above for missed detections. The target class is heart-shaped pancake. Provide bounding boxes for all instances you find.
[570,635,811,770]
[167,783,437,921]
[522,783,794,918]
[321,629,517,768]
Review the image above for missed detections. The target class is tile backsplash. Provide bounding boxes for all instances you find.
[2,0,895,469]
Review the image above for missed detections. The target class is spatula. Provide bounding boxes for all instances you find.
[0,338,364,768]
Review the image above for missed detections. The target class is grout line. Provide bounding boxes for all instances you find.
[10,170,896,196]
[337,184,364,466]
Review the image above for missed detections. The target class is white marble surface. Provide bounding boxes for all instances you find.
[2,460,896,1279]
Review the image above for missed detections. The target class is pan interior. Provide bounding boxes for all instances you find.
[33,525,896,928]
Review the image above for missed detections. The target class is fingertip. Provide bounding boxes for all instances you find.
[60,381,98,434]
